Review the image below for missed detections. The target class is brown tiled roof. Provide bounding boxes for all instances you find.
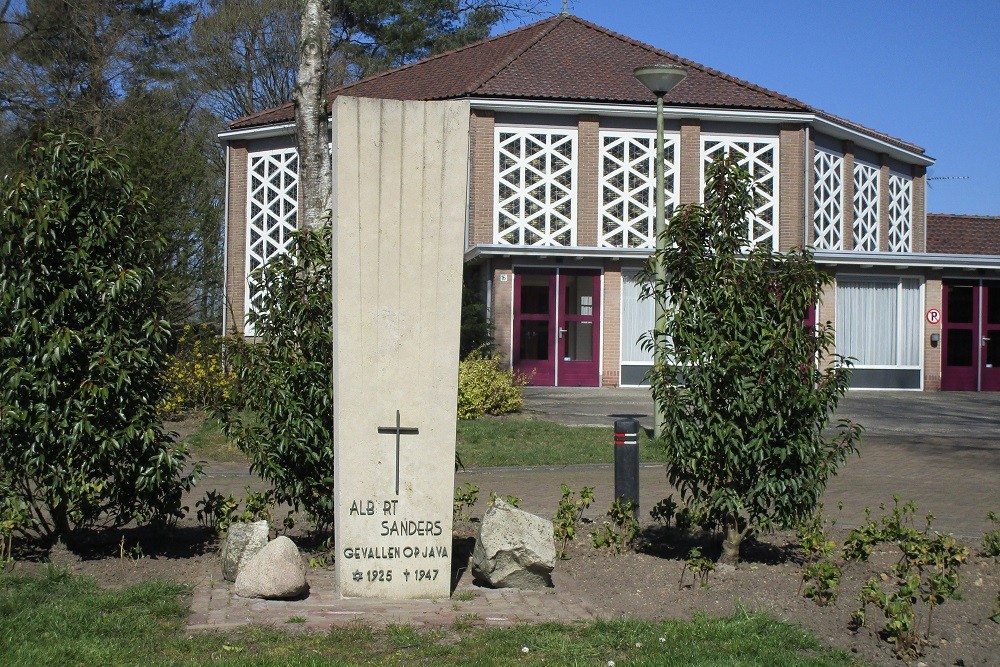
[228,14,923,153]
[927,214,1000,255]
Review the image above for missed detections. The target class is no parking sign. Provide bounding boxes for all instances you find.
[926,308,941,325]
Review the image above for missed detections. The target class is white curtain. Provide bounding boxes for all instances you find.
[621,271,654,363]
[837,277,921,367]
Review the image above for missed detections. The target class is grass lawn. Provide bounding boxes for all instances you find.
[182,414,666,468]
[457,416,666,468]
[0,570,861,667]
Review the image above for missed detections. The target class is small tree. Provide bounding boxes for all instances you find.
[0,131,199,544]
[640,155,861,565]
[217,224,335,533]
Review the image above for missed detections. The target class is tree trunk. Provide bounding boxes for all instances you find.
[720,519,743,567]
[293,0,332,230]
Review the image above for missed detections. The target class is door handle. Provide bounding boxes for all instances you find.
[558,328,568,338]
[983,337,991,345]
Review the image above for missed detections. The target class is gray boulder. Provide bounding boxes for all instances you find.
[234,536,309,599]
[221,520,269,582]
[472,499,555,590]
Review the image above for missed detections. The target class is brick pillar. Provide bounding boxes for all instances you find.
[491,258,514,367]
[226,141,249,335]
[778,124,805,251]
[924,275,942,390]
[468,109,495,247]
[577,115,600,247]
[805,135,816,247]
[602,266,621,387]
[878,154,891,252]
[678,119,701,205]
[841,141,856,251]
[817,276,837,371]
[912,164,927,253]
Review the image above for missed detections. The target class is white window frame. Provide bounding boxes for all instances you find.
[598,130,679,249]
[835,274,924,371]
[494,126,578,247]
[852,162,880,252]
[245,146,299,335]
[887,173,913,253]
[619,269,655,386]
[812,146,844,250]
[700,134,780,250]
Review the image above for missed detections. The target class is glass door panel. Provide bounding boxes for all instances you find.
[557,272,600,386]
[941,281,979,390]
[513,272,556,385]
[982,283,1000,391]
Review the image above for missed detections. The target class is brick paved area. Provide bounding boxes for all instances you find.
[187,568,597,631]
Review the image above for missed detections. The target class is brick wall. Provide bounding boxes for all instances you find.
[841,141,856,251]
[923,275,942,390]
[878,155,891,252]
[491,258,514,366]
[602,266,621,386]
[225,141,248,335]
[778,124,805,250]
[468,109,495,247]
[911,165,927,253]
[577,115,600,247]
[816,276,837,370]
[679,119,701,204]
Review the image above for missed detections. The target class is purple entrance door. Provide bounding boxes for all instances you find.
[941,280,1000,391]
[512,269,601,387]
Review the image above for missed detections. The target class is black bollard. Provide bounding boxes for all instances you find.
[613,418,640,518]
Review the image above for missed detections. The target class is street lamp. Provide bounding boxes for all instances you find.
[634,64,686,442]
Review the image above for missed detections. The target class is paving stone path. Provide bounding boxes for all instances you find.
[188,568,597,631]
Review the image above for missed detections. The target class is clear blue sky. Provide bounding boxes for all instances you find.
[498,1,1000,216]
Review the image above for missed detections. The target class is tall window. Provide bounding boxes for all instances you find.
[599,131,678,248]
[495,128,576,246]
[852,162,880,251]
[246,148,299,330]
[837,276,921,368]
[813,147,844,250]
[887,174,913,252]
[620,270,655,385]
[701,136,779,250]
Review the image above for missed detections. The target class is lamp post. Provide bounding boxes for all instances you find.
[634,65,686,442]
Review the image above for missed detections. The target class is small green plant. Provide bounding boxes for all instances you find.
[649,496,678,526]
[195,490,239,533]
[118,536,144,572]
[982,511,1000,558]
[592,498,640,555]
[844,497,969,661]
[797,505,842,606]
[488,492,521,508]
[307,536,335,569]
[453,483,479,521]
[454,590,476,602]
[286,615,306,624]
[992,591,1000,624]
[679,547,716,589]
[457,347,530,419]
[553,484,595,559]
[802,559,842,606]
[1,492,28,569]
[241,488,276,523]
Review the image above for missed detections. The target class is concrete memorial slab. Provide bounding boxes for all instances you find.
[331,96,470,599]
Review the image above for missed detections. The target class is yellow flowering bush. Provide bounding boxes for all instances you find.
[162,324,233,416]
[457,347,530,420]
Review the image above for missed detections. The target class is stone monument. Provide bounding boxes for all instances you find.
[331,96,470,599]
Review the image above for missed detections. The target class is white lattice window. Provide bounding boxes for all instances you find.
[246,148,299,327]
[852,162,880,252]
[701,136,779,249]
[599,132,678,248]
[495,129,576,246]
[888,174,912,252]
[813,148,844,250]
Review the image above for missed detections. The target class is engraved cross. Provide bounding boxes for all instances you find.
[377,410,419,495]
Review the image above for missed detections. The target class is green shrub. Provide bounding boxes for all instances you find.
[216,224,335,533]
[0,131,199,543]
[161,324,233,416]
[457,347,528,420]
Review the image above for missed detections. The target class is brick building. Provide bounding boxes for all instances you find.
[220,15,1000,391]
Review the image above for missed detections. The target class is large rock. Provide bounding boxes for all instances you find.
[221,520,269,582]
[472,499,555,590]
[234,536,309,599]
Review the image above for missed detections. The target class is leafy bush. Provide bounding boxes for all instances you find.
[216,224,335,533]
[679,547,716,589]
[640,155,861,565]
[457,347,529,420]
[161,324,233,416]
[592,498,641,554]
[982,511,1000,558]
[553,484,595,559]
[0,131,199,543]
